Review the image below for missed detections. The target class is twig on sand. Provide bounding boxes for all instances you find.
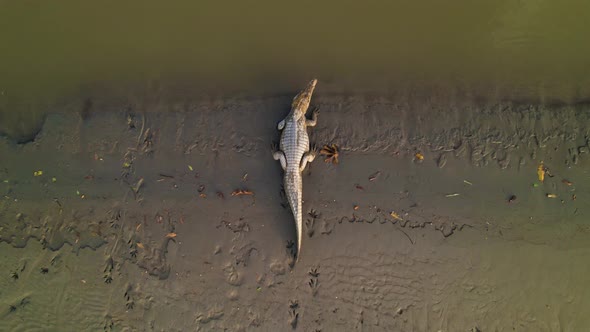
[396,227,414,245]
[137,112,146,146]
[231,189,254,196]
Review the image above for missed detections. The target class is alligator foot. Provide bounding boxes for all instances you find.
[299,146,318,172]
[306,107,320,127]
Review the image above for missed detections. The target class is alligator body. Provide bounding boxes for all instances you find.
[273,78,319,261]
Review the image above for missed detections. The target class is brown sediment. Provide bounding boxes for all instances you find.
[1,96,590,331]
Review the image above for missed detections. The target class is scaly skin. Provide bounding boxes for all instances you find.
[273,78,319,262]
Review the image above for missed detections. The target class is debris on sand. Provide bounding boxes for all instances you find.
[390,211,403,221]
[368,171,381,181]
[132,178,144,194]
[320,144,339,164]
[507,195,517,203]
[537,161,546,182]
[231,189,254,196]
[414,152,424,162]
[562,179,573,186]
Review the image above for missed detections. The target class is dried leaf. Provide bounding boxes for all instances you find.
[390,211,403,221]
[546,193,557,198]
[562,179,573,186]
[136,242,145,249]
[414,153,424,161]
[537,161,546,182]
[231,189,254,196]
[165,233,177,238]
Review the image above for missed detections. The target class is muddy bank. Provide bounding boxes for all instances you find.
[1,95,590,331]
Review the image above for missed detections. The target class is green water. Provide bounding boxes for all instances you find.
[1,0,590,135]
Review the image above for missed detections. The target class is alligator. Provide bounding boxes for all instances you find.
[272,78,319,262]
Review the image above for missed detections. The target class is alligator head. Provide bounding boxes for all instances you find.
[290,78,317,120]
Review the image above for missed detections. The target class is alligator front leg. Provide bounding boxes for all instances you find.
[299,146,318,172]
[305,107,319,127]
[277,119,286,130]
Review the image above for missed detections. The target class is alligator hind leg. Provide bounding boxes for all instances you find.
[299,146,318,172]
[272,143,287,170]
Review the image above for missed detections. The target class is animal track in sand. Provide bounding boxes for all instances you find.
[103,256,114,284]
[286,240,296,261]
[306,218,315,238]
[308,265,320,297]
[306,209,320,238]
[288,300,299,328]
[124,284,135,310]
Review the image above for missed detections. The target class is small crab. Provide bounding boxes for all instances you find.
[320,144,339,164]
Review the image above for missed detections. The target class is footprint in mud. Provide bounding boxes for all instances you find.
[127,236,139,259]
[308,278,319,297]
[286,240,296,262]
[103,315,115,332]
[108,209,122,229]
[305,218,315,238]
[9,259,27,281]
[320,220,334,235]
[103,256,114,284]
[288,300,299,329]
[124,284,135,310]
[306,209,320,238]
[308,266,320,297]
[223,263,243,286]
[7,296,30,314]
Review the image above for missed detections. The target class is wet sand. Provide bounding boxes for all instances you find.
[1,94,590,331]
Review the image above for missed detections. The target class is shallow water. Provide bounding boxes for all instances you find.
[1,0,590,108]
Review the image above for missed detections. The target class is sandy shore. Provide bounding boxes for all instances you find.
[1,94,590,331]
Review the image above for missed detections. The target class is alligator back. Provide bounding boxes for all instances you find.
[280,115,309,259]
